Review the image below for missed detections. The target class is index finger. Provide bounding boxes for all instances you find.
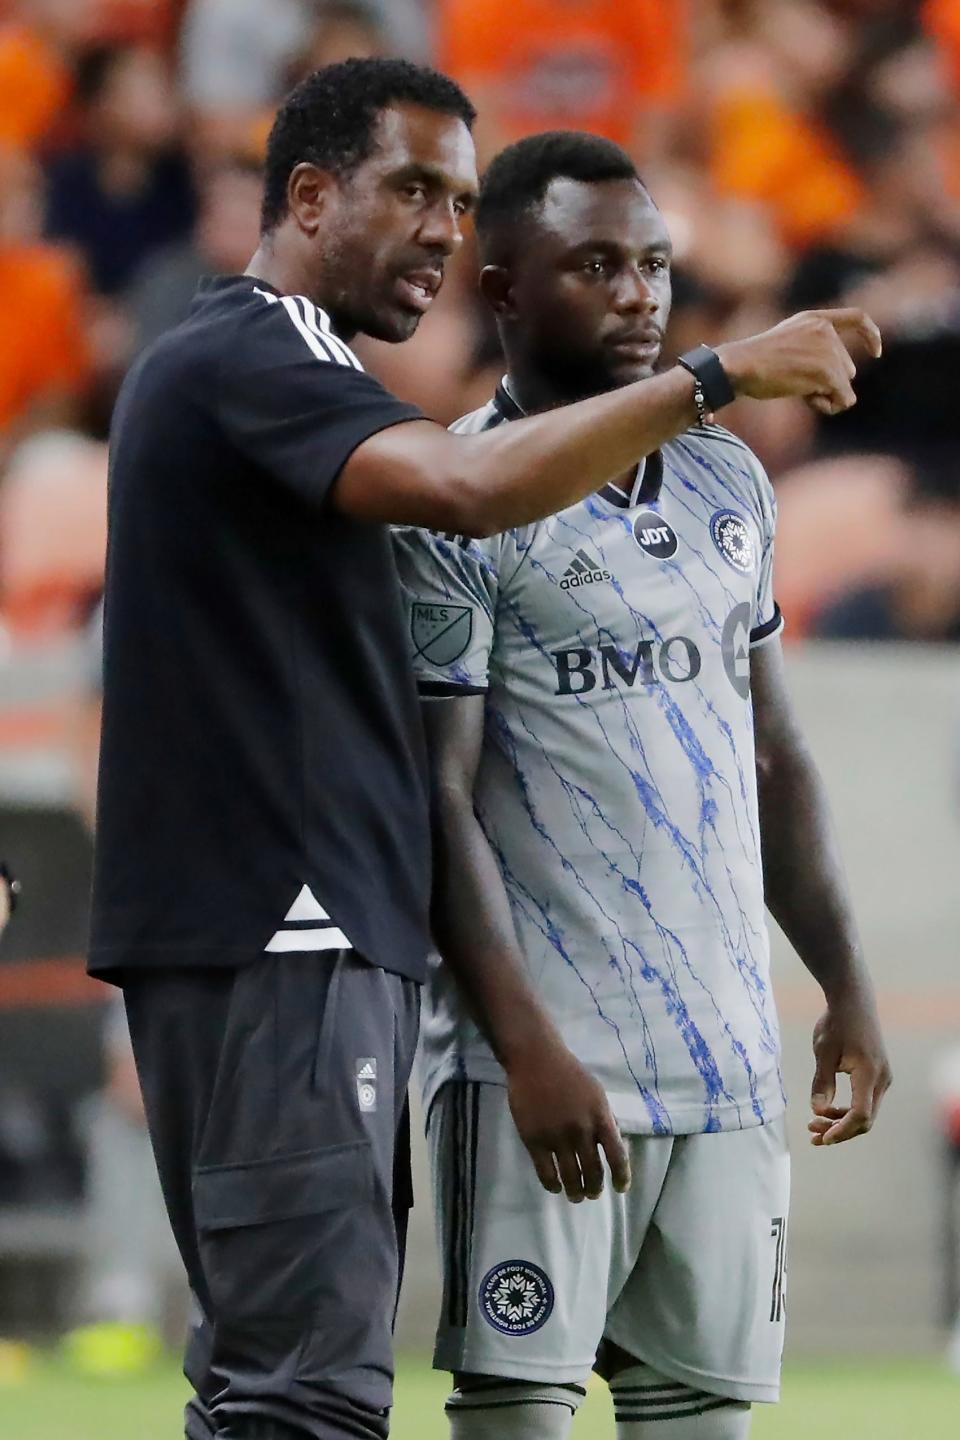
[819,1106,871,1145]
[818,307,882,359]
[822,1064,877,1145]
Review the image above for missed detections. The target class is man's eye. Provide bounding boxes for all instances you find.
[583,259,606,276]
[404,183,427,201]
[647,257,669,274]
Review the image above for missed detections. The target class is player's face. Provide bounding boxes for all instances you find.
[505,178,673,400]
[320,103,477,342]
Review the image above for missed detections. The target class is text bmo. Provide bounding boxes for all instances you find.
[553,638,702,695]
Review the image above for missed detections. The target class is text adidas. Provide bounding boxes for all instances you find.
[559,567,613,591]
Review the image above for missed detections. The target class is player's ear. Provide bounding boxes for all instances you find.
[287,162,335,235]
[480,264,516,319]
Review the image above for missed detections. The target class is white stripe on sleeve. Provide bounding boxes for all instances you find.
[296,297,364,371]
[278,294,339,362]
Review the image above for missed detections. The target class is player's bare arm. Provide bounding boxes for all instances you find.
[751,639,892,1146]
[332,307,881,535]
[421,693,631,1203]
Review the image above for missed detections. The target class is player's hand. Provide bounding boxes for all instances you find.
[715,308,882,417]
[505,1040,631,1202]
[807,987,892,1146]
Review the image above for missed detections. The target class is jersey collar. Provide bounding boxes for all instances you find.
[598,451,663,510]
[492,376,664,508]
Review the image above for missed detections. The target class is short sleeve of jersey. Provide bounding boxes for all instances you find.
[216,290,422,507]
[392,526,501,695]
[749,458,783,648]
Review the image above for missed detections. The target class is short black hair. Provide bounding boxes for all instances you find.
[261,58,476,232]
[476,130,643,263]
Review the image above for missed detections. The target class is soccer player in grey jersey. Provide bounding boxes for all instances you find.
[393,133,892,1440]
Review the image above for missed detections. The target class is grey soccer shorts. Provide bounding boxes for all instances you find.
[429,1082,789,1404]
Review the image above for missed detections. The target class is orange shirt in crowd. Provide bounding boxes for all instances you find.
[0,21,71,151]
[0,244,91,432]
[438,0,686,150]
[709,88,863,251]
[924,0,960,90]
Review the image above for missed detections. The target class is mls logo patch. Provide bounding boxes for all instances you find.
[479,1261,554,1336]
[411,602,473,666]
[711,510,755,573]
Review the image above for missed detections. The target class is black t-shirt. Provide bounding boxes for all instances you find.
[90,276,432,983]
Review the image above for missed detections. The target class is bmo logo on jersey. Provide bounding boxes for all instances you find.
[553,636,701,694]
[634,510,678,560]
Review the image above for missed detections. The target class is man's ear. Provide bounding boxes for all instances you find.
[287,162,337,235]
[479,263,516,319]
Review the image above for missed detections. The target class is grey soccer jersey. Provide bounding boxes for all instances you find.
[393,384,786,1135]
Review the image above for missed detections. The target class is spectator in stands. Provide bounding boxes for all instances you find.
[436,0,687,164]
[180,0,428,158]
[44,43,195,296]
[0,0,84,152]
[693,1,865,251]
[298,0,390,71]
[815,490,960,641]
[0,146,91,455]
[0,429,107,638]
[924,0,960,94]
[179,0,314,158]
[126,157,263,353]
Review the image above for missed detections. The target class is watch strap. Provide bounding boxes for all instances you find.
[677,345,736,415]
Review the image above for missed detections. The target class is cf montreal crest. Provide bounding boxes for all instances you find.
[479,1261,554,1336]
[411,601,473,666]
[710,511,755,573]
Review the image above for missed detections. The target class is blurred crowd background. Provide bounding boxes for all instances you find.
[5,0,960,646]
[1,0,959,1387]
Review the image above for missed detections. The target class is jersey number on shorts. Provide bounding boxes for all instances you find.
[769,1216,787,1322]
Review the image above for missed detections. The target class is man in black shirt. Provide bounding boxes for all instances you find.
[93,56,880,1440]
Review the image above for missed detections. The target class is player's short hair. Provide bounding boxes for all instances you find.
[261,58,476,232]
[476,131,644,264]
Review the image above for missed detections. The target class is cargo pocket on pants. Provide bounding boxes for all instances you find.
[194,1140,373,1329]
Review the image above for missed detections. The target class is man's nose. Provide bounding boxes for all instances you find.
[614,267,659,313]
[417,200,463,257]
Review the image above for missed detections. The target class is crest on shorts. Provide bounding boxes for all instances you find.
[411,602,473,667]
[710,510,756,574]
[479,1260,554,1336]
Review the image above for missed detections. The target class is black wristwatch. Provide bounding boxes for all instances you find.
[677,345,736,424]
[0,863,20,916]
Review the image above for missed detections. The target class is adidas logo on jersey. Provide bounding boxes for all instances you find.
[559,549,613,590]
